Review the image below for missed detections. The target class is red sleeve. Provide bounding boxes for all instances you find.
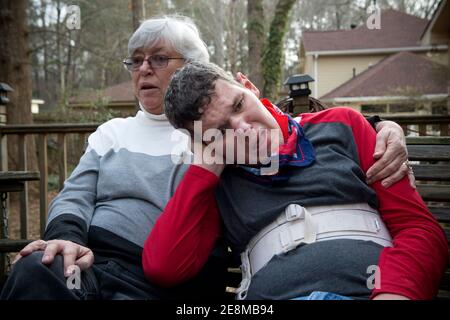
[142,165,221,288]
[345,108,448,300]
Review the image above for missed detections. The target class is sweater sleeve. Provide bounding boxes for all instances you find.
[142,165,221,288]
[346,108,448,300]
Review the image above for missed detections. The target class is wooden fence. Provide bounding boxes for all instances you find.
[0,124,98,240]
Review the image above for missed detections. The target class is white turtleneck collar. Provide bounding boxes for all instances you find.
[138,102,168,121]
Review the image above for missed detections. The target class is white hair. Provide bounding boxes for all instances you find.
[128,15,209,63]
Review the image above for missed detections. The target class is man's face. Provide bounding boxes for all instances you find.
[131,41,185,115]
[191,79,283,164]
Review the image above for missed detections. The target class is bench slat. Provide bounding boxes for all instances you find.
[417,185,450,202]
[429,206,450,223]
[406,137,450,145]
[0,239,33,253]
[0,171,40,182]
[407,145,450,161]
[439,272,450,291]
[412,165,450,181]
[445,229,450,245]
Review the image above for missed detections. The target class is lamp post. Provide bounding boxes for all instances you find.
[0,82,12,171]
[0,82,13,286]
[284,74,314,116]
[0,83,13,126]
[0,83,13,172]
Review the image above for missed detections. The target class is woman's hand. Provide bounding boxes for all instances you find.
[366,120,415,189]
[13,239,94,276]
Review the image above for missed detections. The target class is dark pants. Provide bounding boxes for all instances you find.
[0,251,162,300]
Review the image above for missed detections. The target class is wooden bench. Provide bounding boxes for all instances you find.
[0,139,449,299]
[224,136,450,300]
[406,136,450,300]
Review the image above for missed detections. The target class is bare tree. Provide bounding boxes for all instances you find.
[131,0,142,31]
[262,0,296,100]
[247,0,265,89]
[0,0,37,171]
[213,0,225,68]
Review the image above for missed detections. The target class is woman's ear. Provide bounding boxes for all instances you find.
[236,72,260,98]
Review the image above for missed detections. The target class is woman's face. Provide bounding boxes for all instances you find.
[131,41,185,115]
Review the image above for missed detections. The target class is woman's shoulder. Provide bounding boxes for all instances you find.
[96,114,140,134]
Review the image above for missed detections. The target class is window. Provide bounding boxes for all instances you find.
[361,104,387,113]
[389,104,416,113]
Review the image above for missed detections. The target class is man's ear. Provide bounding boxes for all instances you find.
[236,72,260,98]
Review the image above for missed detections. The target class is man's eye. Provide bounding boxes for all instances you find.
[235,97,244,111]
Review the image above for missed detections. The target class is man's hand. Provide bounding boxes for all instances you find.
[12,239,94,277]
[191,132,225,177]
[372,293,410,300]
[366,120,415,189]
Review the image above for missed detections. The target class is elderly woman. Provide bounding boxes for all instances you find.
[1,15,409,300]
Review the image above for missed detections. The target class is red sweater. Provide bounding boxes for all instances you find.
[142,107,448,299]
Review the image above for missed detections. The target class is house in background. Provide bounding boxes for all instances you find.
[31,99,44,114]
[300,5,449,115]
[321,51,447,116]
[68,80,137,117]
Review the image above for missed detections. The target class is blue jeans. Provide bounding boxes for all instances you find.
[293,291,353,300]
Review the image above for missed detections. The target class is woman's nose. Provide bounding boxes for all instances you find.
[138,59,154,75]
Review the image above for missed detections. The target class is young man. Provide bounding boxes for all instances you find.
[142,61,448,300]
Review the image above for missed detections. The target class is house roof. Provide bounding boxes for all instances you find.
[320,51,448,99]
[420,0,449,43]
[102,80,135,102]
[69,80,135,106]
[302,9,429,53]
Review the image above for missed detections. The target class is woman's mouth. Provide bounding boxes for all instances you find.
[140,83,158,92]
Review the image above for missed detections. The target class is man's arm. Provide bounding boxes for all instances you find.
[348,108,448,300]
[142,165,222,287]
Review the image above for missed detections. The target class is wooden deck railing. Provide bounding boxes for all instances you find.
[382,115,450,136]
[0,124,99,239]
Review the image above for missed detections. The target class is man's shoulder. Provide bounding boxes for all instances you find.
[300,106,363,126]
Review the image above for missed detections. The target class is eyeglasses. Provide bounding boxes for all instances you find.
[122,55,185,71]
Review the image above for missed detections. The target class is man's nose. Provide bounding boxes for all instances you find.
[230,116,251,131]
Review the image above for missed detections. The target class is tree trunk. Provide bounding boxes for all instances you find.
[0,0,37,172]
[213,0,224,68]
[247,0,265,90]
[447,38,450,114]
[227,0,238,75]
[39,0,48,85]
[56,0,64,104]
[131,0,142,31]
[262,0,296,100]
